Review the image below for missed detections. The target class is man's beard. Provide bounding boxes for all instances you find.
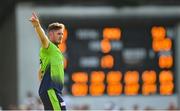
[52,40,60,46]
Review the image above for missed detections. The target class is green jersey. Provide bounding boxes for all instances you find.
[40,41,64,85]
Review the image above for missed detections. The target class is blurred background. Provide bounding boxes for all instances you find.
[1,0,180,110]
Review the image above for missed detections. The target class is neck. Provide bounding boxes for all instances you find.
[52,42,59,47]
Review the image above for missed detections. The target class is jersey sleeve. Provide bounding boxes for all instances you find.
[46,42,54,54]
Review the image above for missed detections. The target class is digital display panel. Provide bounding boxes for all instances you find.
[43,17,176,96]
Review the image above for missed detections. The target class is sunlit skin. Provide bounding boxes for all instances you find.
[48,29,64,46]
[29,12,64,80]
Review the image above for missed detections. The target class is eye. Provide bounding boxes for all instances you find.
[58,33,63,35]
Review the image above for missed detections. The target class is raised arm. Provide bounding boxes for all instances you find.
[29,12,49,48]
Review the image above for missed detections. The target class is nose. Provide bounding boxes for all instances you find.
[59,36,63,40]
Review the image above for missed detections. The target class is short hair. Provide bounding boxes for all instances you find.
[47,22,65,32]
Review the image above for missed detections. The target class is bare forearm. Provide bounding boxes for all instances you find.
[35,24,48,43]
[34,24,49,48]
[29,12,49,48]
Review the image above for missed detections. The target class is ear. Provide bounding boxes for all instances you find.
[49,31,53,37]
[49,31,56,42]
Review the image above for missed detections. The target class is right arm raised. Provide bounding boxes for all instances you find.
[29,12,49,48]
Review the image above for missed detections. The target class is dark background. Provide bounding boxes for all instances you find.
[0,0,180,109]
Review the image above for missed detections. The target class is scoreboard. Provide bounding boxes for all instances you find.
[43,17,176,96]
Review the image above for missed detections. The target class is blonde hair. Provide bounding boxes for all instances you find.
[47,22,65,32]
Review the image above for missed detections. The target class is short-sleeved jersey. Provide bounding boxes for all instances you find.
[39,42,64,94]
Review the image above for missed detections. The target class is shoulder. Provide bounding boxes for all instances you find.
[42,42,60,54]
[41,42,54,50]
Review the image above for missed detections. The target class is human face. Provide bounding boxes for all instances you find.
[49,28,64,45]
